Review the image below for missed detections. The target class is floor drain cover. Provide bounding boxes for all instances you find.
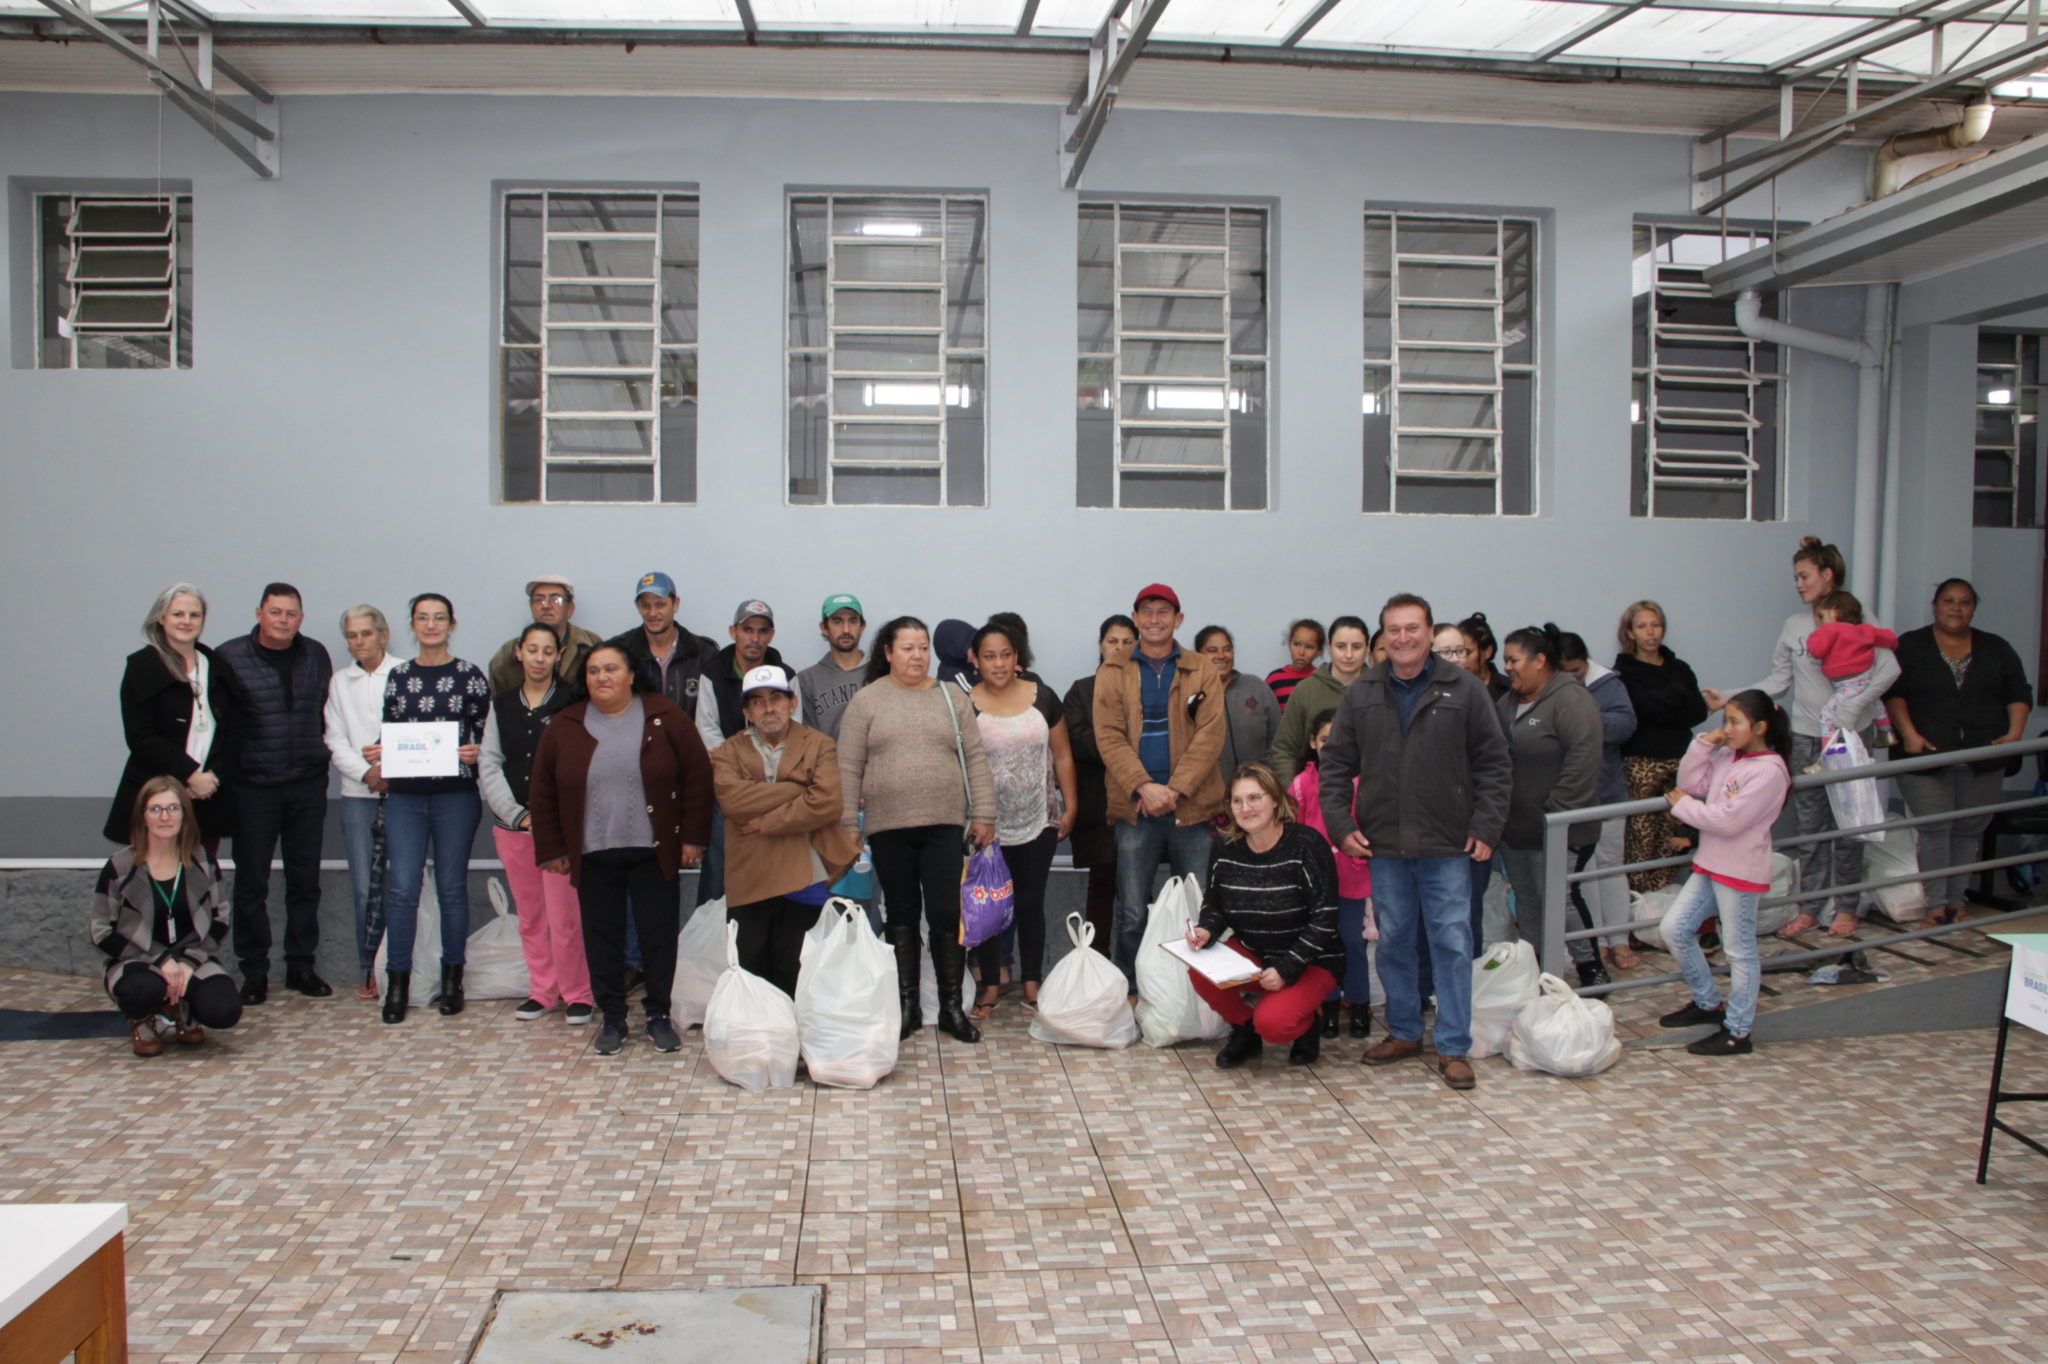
[472,1287,821,1362]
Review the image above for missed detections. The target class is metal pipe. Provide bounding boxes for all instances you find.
[1873,95,1994,196]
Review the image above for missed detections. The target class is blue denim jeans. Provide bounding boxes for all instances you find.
[1372,855,1475,1057]
[382,787,481,973]
[1112,814,1215,982]
[1325,896,1373,1004]
[337,795,382,977]
[1660,872,1760,1038]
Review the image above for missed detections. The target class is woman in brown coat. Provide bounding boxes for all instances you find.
[530,644,713,1057]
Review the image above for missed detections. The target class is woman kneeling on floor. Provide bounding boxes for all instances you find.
[1187,763,1345,1067]
[91,776,242,1056]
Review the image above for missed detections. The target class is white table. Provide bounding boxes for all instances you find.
[0,1203,128,1363]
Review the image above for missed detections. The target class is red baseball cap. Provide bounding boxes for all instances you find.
[1133,583,1181,612]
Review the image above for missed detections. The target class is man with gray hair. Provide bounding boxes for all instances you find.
[324,605,398,1000]
[488,574,603,697]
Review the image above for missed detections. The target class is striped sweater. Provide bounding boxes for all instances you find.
[1197,821,1345,985]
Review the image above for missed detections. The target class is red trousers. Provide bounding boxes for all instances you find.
[1189,940,1339,1045]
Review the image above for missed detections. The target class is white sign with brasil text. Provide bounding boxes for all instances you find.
[2006,942,2048,1037]
[380,721,460,779]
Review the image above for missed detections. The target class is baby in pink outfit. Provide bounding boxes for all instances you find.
[1806,590,1897,758]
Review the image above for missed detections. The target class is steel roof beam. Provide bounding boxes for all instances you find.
[1014,0,1039,37]
[1774,0,2009,77]
[1280,0,1342,48]
[1698,25,2048,180]
[445,0,487,27]
[1532,0,1657,62]
[1695,126,1853,213]
[735,0,757,41]
[1060,0,1170,189]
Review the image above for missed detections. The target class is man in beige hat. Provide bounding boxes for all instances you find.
[488,573,605,696]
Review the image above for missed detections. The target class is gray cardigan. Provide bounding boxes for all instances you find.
[1216,671,1281,783]
[1496,672,1606,851]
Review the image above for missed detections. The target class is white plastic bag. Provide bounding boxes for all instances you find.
[373,868,444,989]
[459,878,534,1000]
[1821,731,1885,841]
[1134,875,1228,1047]
[1506,972,1623,1077]
[672,897,730,1027]
[1861,827,1928,921]
[796,899,900,1089]
[704,921,801,1092]
[1030,914,1139,1050]
[1467,940,1539,1060]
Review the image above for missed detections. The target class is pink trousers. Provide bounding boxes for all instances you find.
[493,826,592,1007]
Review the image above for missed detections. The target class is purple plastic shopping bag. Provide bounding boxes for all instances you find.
[959,844,1016,949]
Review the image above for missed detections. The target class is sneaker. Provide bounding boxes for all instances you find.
[513,998,548,1021]
[1686,1028,1754,1057]
[565,1003,594,1025]
[647,1017,682,1053]
[1659,1001,1726,1029]
[1575,959,1611,988]
[594,1021,627,1056]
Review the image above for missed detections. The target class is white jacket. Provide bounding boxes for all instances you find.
[1742,610,1900,739]
[324,655,397,798]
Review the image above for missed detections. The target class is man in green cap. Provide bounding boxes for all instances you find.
[795,593,867,742]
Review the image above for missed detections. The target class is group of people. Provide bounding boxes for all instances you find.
[97,540,2031,1082]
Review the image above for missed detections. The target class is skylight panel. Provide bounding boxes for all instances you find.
[192,0,473,20]
[1028,0,1115,35]
[1148,0,1333,45]
[1296,0,1601,58]
[474,0,739,25]
[750,0,1025,31]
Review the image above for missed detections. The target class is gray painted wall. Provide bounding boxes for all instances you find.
[4,92,1877,844]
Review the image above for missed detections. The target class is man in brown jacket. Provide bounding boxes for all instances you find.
[1093,583,1226,984]
[710,665,861,998]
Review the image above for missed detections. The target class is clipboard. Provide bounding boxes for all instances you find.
[1160,937,1263,989]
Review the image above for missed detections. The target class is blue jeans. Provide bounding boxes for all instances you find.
[1112,815,1214,982]
[1326,896,1373,1004]
[382,787,481,973]
[1660,872,1760,1038]
[1372,855,1475,1057]
[338,795,382,978]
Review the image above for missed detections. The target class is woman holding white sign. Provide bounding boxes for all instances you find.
[1186,763,1344,1068]
[365,592,489,1025]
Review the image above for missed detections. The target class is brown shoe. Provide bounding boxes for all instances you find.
[1438,1055,1476,1090]
[173,1017,205,1045]
[129,1017,164,1057]
[1361,1036,1423,1066]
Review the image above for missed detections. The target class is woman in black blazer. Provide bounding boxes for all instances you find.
[105,584,239,851]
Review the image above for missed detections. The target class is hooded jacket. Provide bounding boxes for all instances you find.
[1581,661,1638,805]
[1495,672,1605,851]
[1318,657,1511,860]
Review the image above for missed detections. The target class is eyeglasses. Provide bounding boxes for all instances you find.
[144,804,182,818]
[530,593,569,606]
[1434,646,1473,660]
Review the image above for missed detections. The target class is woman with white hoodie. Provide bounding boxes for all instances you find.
[1705,537,1898,938]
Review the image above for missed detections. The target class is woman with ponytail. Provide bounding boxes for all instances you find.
[1654,690,1792,1056]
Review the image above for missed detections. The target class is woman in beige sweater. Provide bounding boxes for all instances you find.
[837,616,996,1044]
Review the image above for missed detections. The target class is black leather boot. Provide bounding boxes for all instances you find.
[887,924,923,1039]
[1290,1027,1321,1065]
[381,970,410,1025]
[438,964,465,1016]
[1215,1021,1263,1069]
[931,937,981,1044]
[1320,1001,1341,1038]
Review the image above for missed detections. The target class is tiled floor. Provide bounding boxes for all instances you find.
[5,916,2048,1363]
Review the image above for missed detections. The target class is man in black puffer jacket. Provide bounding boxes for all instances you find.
[215,583,334,1004]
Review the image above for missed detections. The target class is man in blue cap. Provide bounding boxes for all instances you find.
[606,570,721,716]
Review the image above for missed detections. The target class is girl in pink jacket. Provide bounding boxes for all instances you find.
[1654,690,1792,1056]
[1289,716,1375,1040]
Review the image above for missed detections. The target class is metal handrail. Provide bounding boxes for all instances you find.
[1536,735,2048,978]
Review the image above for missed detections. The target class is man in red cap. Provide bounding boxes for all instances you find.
[1092,583,1226,984]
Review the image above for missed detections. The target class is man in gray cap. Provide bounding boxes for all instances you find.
[488,573,604,697]
[692,599,804,907]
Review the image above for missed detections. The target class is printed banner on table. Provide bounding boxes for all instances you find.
[2006,942,2048,1037]
[380,721,460,779]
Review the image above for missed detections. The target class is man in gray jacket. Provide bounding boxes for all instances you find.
[1319,593,1510,1090]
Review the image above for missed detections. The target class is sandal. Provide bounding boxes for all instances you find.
[1021,984,1039,1014]
[1607,944,1642,972]
[971,986,1001,1021]
[1827,913,1861,938]
[1778,915,1819,940]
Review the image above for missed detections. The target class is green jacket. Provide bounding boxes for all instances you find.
[1269,664,1356,786]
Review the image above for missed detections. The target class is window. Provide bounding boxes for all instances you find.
[500,189,697,505]
[1077,202,1269,511]
[1630,222,1781,520]
[787,193,987,506]
[1363,211,1533,515]
[36,192,192,369]
[1974,331,2044,529]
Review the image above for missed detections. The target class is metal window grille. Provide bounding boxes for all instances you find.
[1630,222,1782,521]
[1077,202,1269,511]
[499,189,698,505]
[1363,211,1534,516]
[1973,331,2043,529]
[787,193,987,507]
[36,192,193,370]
